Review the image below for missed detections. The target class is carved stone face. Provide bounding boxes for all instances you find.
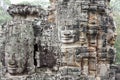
[59,25,79,44]
[5,43,26,75]
[5,52,26,75]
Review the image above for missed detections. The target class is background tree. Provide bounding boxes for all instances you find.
[110,0,120,63]
[0,0,11,25]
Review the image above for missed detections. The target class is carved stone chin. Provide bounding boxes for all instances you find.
[7,67,24,75]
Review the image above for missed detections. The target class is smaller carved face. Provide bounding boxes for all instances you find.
[5,52,26,75]
[60,25,79,44]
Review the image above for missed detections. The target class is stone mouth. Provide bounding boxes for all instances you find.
[8,64,17,68]
[61,36,73,40]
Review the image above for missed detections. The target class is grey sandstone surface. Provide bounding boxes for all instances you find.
[0,0,119,80]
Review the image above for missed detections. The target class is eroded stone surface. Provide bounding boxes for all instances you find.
[0,0,118,80]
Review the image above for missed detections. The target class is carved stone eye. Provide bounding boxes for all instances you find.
[65,25,73,30]
[68,26,73,30]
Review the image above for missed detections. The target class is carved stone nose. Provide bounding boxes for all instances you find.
[64,31,71,35]
[9,60,16,65]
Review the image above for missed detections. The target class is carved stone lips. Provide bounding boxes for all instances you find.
[61,37,72,40]
[8,67,23,74]
[61,36,73,40]
[8,67,17,70]
[8,65,17,68]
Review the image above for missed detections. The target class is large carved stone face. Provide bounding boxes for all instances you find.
[5,42,26,75]
[59,25,79,44]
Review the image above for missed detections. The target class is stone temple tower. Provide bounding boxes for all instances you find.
[56,0,117,79]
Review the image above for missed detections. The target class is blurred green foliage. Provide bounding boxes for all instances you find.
[0,8,11,24]
[0,0,11,25]
[110,0,120,63]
